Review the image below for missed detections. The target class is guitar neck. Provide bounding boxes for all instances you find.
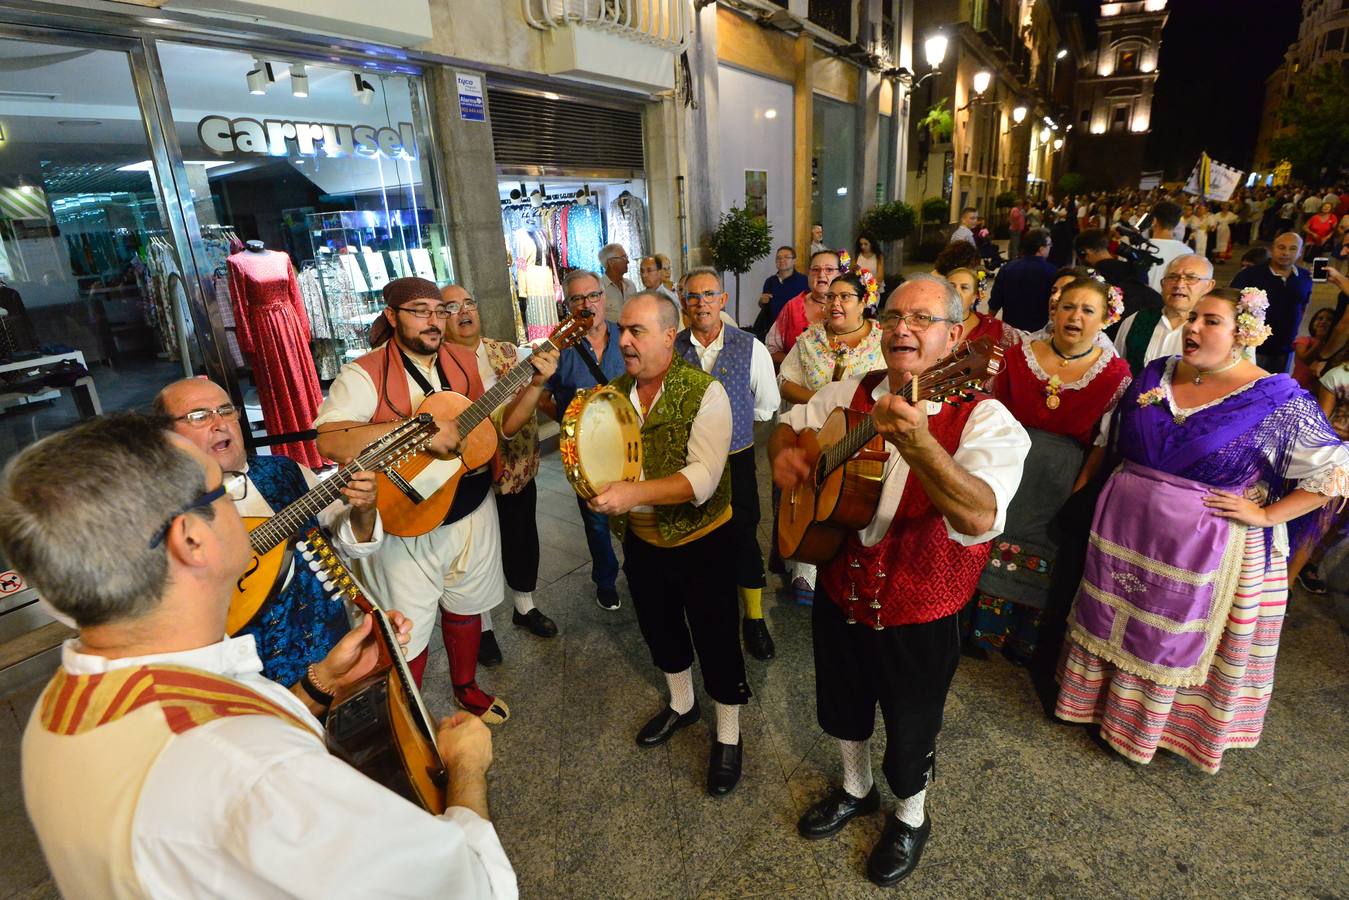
[452,337,558,435]
[816,375,930,481]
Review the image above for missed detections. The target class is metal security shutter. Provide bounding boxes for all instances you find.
[488,88,645,171]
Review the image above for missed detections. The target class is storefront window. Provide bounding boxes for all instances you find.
[812,95,857,253]
[157,42,449,396]
[0,36,189,468]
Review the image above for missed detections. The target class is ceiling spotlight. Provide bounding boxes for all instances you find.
[924,33,949,70]
[353,73,375,105]
[972,70,992,96]
[1012,105,1027,124]
[1053,138,1064,150]
[290,64,308,98]
[764,108,778,119]
[246,61,275,95]
[1056,48,1069,60]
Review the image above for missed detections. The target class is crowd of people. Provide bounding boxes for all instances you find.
[2,180,1348,896]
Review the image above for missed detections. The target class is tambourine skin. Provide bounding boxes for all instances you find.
[560,385,643,498]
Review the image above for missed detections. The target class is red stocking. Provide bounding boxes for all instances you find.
[407,649,428,688]
[441,610,494,715]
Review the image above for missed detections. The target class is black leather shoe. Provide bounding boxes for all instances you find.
[707,739,743,796]
[477,630,502,667]
[742,617,775,661]
[797,785,880,839]
[512,608,558,638]
[866,815,931,887]
[636,703,700,747]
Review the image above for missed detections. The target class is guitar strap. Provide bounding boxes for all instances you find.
[577,340,609,385]
[399,348,452,397]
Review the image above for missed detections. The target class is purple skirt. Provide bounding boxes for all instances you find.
[1068,461,1246,687]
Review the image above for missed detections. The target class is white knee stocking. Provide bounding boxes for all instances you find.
[715,702,740,745]
[665,668,695,715]
[895,789,926,827]
[839,738,874,799]
[479,610,492,632]
[511,589,535,615]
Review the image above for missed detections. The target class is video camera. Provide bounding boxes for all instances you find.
[1113,221,1164,282]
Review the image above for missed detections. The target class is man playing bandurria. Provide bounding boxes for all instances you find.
[770,274,1029,887]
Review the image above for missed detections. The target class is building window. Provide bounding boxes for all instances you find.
[1111,106,1129,132]
[1117,49,1139,74]
[1327,29,1345,52]
[1080,109,1090,123]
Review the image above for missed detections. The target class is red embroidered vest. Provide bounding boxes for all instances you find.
[819,371,994,628]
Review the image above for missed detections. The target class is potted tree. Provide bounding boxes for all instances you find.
[706,204,772,322]
[917,197,951,261]
[858,200,917,285]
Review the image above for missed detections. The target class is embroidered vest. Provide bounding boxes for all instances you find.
[1123,306,1163,377]
[239,455,349,686]
[23,664,315,900]
[609,355,732,543]
[676,325,756,453]
[819,372,994,628]
[483,338,540,494]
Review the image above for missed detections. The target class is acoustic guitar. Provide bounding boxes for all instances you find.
[228,414,436,635]
[299,527,448,814]
[777,338,1004,565]
[376,311,593,537]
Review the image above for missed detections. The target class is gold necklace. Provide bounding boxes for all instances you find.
[1193,357,1241,385]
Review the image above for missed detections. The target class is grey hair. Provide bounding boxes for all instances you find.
[630,290,681,330]
[0,413,215,628]
[683,266,723,291]
[598,243,627,265]
[888,273,964,325]
[561,268,602,296]
[1165,253,1214,279]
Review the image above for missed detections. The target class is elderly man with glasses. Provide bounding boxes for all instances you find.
[154,377,383,688]
[538,269,629,611]
[769,275,1029,888]
[766,249,840,367]
[675,267,781,661]
[1113,253,1217,376]
[314,277,548,725]
[599,242,638,321]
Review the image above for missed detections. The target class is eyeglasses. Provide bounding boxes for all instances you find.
[1161,273,1208,285]
[567,290,606,306]
[809,266,840,275]
[684,290,724,305]
[173,403,239,428]
[393,305,452,320]
[825,292,860,304]
[878,311,953,332]
[444,299,478,314]
[148,472,245,549]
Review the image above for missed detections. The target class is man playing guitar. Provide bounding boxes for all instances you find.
[315,277,556,725]
[156,377,383,686]
[768,275,1030,887]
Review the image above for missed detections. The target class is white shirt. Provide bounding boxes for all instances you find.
[1113,308,1188,365]
[687,325,781,422]
[951,225,976,247]
[781,376,1030,547]
[32,636,517,899]
[1145,238,1192,293]
[315,356,446,428]
[629,378,732,510]
[603,274,637,322]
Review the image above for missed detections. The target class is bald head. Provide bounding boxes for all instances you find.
[154,378,246,472]
[1271,232,1303,272]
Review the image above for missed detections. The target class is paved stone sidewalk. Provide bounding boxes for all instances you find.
[2,438,1346,900]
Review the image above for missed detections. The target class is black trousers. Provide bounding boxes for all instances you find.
[812,589,962,799]
[494,480,538,593]
[728,447,766,591]
[624,523,751,706]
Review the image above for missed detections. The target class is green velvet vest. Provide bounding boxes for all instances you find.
[1124,306,1164,377]
[610,355,732,544]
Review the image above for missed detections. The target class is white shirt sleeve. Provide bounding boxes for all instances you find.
[314,363,378,427]
[1112,313,1135,359]
[766,318,786,356]
[778,339,807,390]
[780,379,860,433]
[749,339,781,421]
[679,380,733,506]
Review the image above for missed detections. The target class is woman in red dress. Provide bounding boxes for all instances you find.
[968,277,1133,661]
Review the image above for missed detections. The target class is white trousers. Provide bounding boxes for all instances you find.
[350,492,504,658]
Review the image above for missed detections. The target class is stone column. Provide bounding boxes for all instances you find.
[426,66,515,342]
[681,3,721,269]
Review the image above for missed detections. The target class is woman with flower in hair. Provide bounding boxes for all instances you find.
[1055,286,1349,772]
[967,278,1132,661]
[777,270,884,603]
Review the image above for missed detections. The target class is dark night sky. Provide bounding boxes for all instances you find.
[1068,0,1301,178]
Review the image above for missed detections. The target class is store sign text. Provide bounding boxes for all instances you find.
[197,116,420,161]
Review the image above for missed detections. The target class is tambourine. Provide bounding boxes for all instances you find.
[559,385,643,498]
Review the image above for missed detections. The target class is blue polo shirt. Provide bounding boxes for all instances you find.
[761,270,809,319]
[1230,264,1313,357]
[545,320,627,420]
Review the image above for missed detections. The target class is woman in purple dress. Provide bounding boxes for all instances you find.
[1055,287,1349,773]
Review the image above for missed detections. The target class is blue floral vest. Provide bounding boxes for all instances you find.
[238,455,348,686]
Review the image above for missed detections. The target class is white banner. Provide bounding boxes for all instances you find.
[1183,154,1244,202]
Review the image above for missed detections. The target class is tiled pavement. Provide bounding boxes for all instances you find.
[4,431,1346,899]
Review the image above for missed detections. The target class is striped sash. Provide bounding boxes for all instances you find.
[39,664,319,738]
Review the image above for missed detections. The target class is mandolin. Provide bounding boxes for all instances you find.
[376,311,593,537]
[227,415,437,635]
[777,338,1004,565]
[300,527,448,814]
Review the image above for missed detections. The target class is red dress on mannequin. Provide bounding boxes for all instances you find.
[227,249,325,469]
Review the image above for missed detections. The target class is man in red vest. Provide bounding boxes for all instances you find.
[316,277,554,726]
[768,274,1030,888]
